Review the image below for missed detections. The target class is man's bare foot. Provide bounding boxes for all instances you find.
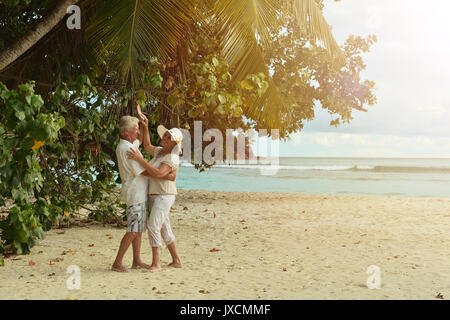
[111,264,127,272]
[167,261,182,268]
[131,262,151,269]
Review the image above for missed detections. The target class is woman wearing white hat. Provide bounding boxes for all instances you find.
[127,113,183,272]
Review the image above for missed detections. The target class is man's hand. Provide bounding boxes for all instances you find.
[166,169,177,181]
[142,167,177,181]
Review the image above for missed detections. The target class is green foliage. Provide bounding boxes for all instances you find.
[1,0,347,133]
[179,54,268,130]
[142,57,164,90]
[0,75,121,254]
[0,80,64,253]
[265,10,377,136]
[1,0,376,140]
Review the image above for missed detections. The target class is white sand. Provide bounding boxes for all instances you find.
[1,189,450,300]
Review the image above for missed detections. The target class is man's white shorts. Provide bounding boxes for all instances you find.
[126,201,147,233]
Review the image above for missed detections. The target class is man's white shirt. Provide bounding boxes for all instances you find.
[116,139,148,206]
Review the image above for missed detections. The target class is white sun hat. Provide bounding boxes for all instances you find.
[157,125,183,146]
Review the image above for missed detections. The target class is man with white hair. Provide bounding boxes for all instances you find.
[112,115,176,272]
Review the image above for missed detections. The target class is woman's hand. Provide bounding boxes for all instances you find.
[137,105,148,127]
[139,114,148,128]
[127,148,143,161]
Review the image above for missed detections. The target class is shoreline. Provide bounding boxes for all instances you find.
[1,189,450,300]
[178,188,450,200]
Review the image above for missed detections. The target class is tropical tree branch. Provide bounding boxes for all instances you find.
[0,0,81,72]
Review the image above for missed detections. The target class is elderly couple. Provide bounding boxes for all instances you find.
[111,112,183,272]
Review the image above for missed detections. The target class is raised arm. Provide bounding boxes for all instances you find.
[137,122,144,146]
[136,107,156,157]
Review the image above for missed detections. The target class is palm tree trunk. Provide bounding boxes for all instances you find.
[160,62,177,128]
[160,37,190,129]
[0,0,81,72]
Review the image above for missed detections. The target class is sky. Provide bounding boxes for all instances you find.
[271,0,450,158]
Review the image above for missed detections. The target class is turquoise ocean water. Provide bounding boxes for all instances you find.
[176,157,450,198]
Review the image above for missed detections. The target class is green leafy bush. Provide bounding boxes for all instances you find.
[0,75,121,254]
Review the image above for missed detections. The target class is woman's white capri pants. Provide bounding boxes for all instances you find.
[147,194,176,248]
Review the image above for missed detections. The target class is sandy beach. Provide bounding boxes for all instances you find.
[1,189,450,300]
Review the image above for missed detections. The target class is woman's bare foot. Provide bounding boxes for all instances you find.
[147,265,162,272]
[111,264,127,272]
[131,261,151,270]
[168,261,182,268]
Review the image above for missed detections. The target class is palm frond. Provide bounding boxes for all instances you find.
[212,0,286,129]
[233,33,287,129]
[87,0,193,88]
[216,0,281,52]
[286,0,341,54]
